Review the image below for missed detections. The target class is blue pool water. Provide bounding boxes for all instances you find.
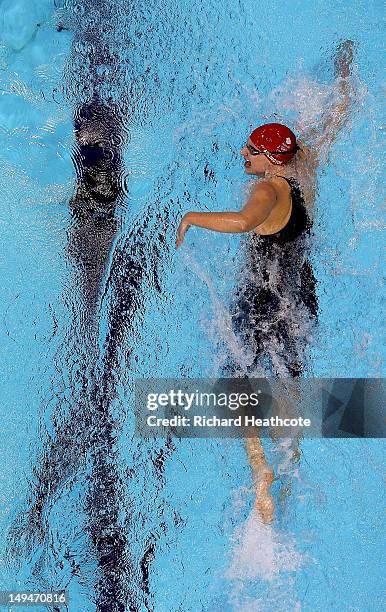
[0,0,384,611]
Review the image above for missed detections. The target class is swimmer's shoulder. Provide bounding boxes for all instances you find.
[267,141,318,211]
[296,140,318,173]
[249,179,278,202]
[291,140,318,209]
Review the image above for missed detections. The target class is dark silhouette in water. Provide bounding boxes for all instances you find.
[7,31,171,612]
[68,98,123,310]
[7,94,135,610]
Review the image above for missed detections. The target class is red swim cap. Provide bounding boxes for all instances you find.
[249,123,298,165]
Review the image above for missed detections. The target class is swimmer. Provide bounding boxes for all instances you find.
[176,40,355,523]
[176,40,355,249]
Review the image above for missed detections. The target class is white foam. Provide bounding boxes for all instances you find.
[226,509,303,582]
[180,250,258,373]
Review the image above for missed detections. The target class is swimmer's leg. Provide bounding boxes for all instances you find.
[230,280,276,521]
[246,437,274,524]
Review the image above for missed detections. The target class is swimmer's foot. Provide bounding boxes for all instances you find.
[254,466,274,524]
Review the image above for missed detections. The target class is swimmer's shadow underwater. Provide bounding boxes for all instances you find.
[6,95,168,611]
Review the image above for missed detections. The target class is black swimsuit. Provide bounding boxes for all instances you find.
[231,177,318,377]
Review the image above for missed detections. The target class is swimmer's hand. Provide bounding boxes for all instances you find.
[176,214,191,248]
[334,39,354,79]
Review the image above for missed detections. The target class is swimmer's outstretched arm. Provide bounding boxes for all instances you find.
[176,181,276,247]
[306,39,355,155]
